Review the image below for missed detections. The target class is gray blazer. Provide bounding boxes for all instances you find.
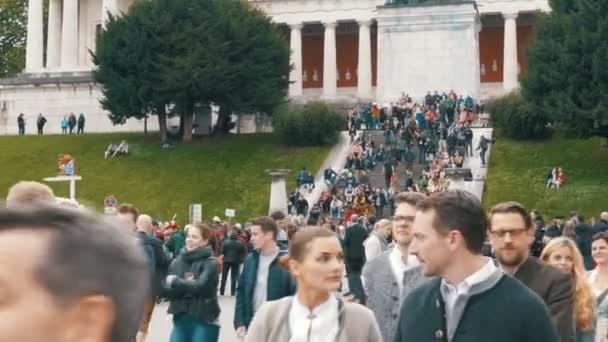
[363,249,425,342]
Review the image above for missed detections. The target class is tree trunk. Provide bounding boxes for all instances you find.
[182,110,194,142]
[144,116,148,134]
[157,106,168,143]
[216,106,233,135]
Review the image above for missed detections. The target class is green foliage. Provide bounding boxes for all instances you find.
[485,91,550,140]
[274,101,346,146]
[522,0,608,139]
[0,133,332,222]
[0,0,26,78]
[483,133,608,220]
[93,0,290,141]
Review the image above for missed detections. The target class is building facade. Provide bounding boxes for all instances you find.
[0,0,549,134]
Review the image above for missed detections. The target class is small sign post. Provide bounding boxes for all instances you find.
[190,204,203,224]
[225,208,236,218]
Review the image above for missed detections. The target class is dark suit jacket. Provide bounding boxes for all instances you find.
[343,223,369,266]
[514,256,575,342]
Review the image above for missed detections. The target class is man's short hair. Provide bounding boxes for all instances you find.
[417,190,486,254]
[6,181,55,208]
[252,216,278,240]
[394,192,426,207]
[488,201,532,230]
[270,210,286,221]
[0,205,148,342]
[117,203,139,223]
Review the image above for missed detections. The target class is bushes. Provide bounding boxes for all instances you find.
[486,91,550,140]
[274,101,346,146]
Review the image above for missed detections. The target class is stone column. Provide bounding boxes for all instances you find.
[46,0,62,69]
[102,0,118,27]
[288,24,303,98]
[60,0,79,69]
[322,21,337,99]
[266,169,290,216]
[357,20,373,100]
[502,12,519,91]
[25,0,43,72]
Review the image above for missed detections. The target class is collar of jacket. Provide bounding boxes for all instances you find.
[183,245,213,262]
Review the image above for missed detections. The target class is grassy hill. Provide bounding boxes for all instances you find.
[0,133,331,222]
[483,134,608,220]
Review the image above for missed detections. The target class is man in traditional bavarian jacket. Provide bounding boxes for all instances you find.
[394,190,558,342]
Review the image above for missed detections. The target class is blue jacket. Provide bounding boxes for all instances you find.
[234,249,296,329]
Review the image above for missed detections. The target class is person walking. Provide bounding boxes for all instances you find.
[541,237,596,342]
[363,192,426,342]
[234,217,296,339]
[476,134,491,166]
[17,113,25,135]
[488,201,575,342]
[165,223,221,342]
[246,227,382,342]
[36,113,47,135]
[220,231,245,296]
[343,215,369,304]
[395,190,559,342]
[363,218,391,261]
[77,113,86,134]
[68,113,77,134]
[61,116,69,134]
[135,214,170,342]
[589,232,608,339]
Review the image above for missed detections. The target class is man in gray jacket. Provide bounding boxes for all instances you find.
[363,192,427,342]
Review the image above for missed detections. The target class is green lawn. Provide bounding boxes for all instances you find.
[0,133,331,222]
[483,134,608,220]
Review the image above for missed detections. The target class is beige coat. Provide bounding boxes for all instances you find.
[246,296,382,342]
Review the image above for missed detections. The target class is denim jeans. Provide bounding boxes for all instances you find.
[170,314,220,342]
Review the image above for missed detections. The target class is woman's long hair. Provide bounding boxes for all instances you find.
[540,237,595,332]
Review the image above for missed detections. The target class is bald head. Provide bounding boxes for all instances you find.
[6,181,55,208]
[136,214,152,233]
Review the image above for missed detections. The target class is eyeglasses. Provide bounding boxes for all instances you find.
[489,228,529,239]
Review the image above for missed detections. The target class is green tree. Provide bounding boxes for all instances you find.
[522,0,608,143]
[0,0,26,78]
[93,0,290,142]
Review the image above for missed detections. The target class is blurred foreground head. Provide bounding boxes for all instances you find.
[0,205,148,342]
[6,181,55,208]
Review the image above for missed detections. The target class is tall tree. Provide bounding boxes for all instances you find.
[0,0,26,78]
[522,0,608,142]
[93,0,290,142]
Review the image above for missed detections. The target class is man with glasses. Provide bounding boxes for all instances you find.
[363,192,426,342]
[489,201,575,342]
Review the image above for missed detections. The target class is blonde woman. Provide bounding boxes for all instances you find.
[541,237,595,341]
[590,233,608,341]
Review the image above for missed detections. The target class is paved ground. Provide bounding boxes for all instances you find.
[148,295,240,342]
[449,127,494,199]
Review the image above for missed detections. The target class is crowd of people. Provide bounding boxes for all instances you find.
[16,112,86,135]
[4,179,608,342]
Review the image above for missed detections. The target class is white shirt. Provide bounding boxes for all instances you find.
[440,257,498,315]
[289,294,340,342]
[252,250,279,313]
[389,247,419,294]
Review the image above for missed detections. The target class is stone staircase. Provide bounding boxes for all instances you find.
[365,130,426,212]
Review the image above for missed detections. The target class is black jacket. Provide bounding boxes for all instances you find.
[137,232,170,297]
[343,224,368,263]
[514,256,575,342]
[594,220,608,234]
[222,236,245,264]
[395,276,559,342]
[166,246,220,324]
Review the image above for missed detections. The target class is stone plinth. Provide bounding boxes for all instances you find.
[376,2,480,101]
[266,169,290,216]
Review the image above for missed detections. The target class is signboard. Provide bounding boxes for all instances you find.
[189,204,203,224]
[225,208,236,218]
[104,195,118,208]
